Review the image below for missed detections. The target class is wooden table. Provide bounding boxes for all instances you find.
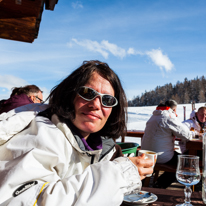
[186,138,202,155]
[121,187,203,206]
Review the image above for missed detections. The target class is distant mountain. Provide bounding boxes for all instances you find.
[128,76,206,107]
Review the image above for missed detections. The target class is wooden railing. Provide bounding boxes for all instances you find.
[121,130,145,142]
[124,130,200,156]
[124,130,182,142]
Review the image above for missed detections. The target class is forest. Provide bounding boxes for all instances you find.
[128,76,206,107]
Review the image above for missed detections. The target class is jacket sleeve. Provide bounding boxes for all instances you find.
[0,115,141,206]
[40,157,141,206]
[0,104,48,145]
[0,151,141,206]
[182,119,193,129]
[0,111,36,145]
[167,117,195,140]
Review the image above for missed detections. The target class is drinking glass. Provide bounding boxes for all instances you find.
[176,155,200,206]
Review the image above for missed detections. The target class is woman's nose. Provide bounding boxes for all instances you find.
[88,96,101,108]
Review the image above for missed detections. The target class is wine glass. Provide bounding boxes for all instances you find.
[176,155,201,206]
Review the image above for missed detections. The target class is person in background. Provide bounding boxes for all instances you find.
[141,99,197,189]
[0,60,153,206]
[0,85,43,114]
[179,106,206,155]
[183,106,206,134]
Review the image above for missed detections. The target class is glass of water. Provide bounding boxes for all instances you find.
[176,155,200,206]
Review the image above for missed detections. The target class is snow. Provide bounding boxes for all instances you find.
[117,102,206,145]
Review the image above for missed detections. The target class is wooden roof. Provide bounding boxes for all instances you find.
[0,0,58,43]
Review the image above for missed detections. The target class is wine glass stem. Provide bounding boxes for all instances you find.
[184,186,192,204]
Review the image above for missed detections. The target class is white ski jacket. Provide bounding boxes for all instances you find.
[141,108,195,163]
[179,110,203,153]
[0,104,141,206]
[183,110,203,132]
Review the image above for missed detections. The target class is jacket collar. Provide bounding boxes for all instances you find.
[156,106,177,117]
[156,106,170,111]
[51,114,115,161]
[66,120,103,151]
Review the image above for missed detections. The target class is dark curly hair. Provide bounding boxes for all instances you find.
[48,60,128,139]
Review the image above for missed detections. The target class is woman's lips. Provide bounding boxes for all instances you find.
[83,111,101,119]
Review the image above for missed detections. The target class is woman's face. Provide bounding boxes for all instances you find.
[73,72,114,139]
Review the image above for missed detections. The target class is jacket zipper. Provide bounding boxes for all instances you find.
[90,155,95,164]
[86,153,95,164]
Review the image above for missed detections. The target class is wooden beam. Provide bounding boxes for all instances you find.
[0,0,44,18]
[0,17,38,43]
[45,0,58,10]
[0,0,45,43]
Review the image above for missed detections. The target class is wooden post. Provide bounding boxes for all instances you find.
[121,136,125,142]
[183,106,186,121]
[192,101,195,111]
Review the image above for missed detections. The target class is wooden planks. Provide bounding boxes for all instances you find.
[0,0,58,43]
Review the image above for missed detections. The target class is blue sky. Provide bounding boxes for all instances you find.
[0,0,206,101]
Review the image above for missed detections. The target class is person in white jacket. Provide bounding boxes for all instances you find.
[0,60,153,206]
[183,106,206,134]
[180,106,206,154]
[141,100,196,189]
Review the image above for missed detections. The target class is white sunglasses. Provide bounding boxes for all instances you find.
[77,86,118,107]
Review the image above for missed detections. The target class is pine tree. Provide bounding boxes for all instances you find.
[198,87,205,103]
[184,90,190,104]
[171,94,180,104]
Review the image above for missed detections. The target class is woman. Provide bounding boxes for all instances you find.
[0,60,153,206]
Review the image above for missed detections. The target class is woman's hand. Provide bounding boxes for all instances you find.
[128,154,154,180]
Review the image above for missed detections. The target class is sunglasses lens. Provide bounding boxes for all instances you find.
[102,95,117,107]
[78,87,96,100]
